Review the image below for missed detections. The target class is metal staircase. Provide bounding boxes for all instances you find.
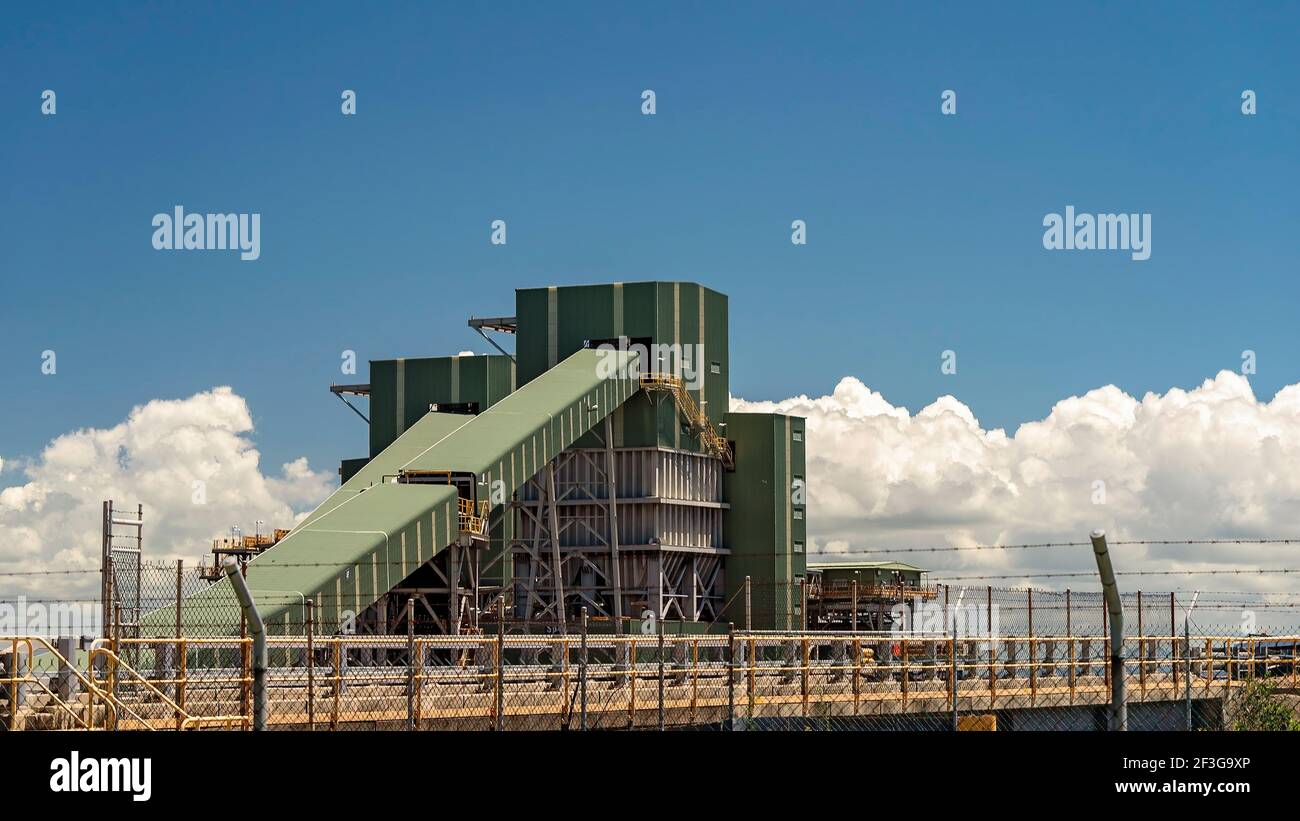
[639,373,734,469]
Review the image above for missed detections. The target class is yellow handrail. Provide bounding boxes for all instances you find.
[639,373,734,468]
[180,714,250,730]
[4,636,119,730]
[457,498,490,535]
[89,646,208,731]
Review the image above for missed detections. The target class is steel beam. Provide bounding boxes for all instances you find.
[603,415,625,633]
[546,463,566,633]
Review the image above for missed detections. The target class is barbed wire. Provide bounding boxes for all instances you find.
[1112,539,1300,546]
[3,536,1298,575]
[1164,588,1300,599]
[820,541,1088,555]
[817,537,1300,556]
[932,568,1300,582]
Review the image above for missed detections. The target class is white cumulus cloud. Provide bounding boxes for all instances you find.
[732,371,1300,595]
[7,374,1299,606]
[0,387,333,598]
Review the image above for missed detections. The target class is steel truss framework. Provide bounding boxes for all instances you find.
[353,540,494,639]
[348,420,728,638]
[508,417,727,632]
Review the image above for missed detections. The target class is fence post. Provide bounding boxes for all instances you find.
[406,597,416,731]
[1137,590,1145,696]
[1066,588,1074,696]
[726,622,736,731]
[237,587,248,722]
[1027,587,1036,705]
[950,620,958,731]
[986,586,995,712]
[800,578,808,630]
[901,637,909,710]
[496,596,505,732]
[112,605,121,706]
[222,557,267,732]
[851,578,859,632]
[986,585,992,638]
[657,618,665,731]
[1065,587,1071,638]
[1184,614,1192,730]
[1170,592,1178,693]
[800,636,810,718]
[170,560,183,706]
[53,636,77,704]
[580,607,588,731]
[1102,598,1109,686]
[330,639,339,730]
[306,599,315,731]
[744,576,752,631]
[1090,530,1126,731]
[1204,638,1212,699]
[174,560,183,639]
[852,636,862,716]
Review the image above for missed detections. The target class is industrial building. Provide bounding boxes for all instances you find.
[157,281,810,638]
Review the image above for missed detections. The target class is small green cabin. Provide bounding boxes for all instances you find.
[807,560,927,591]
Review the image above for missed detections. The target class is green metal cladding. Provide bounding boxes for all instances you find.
[515,282,728,453]
[722,412,807,630]
[369,354,515,458]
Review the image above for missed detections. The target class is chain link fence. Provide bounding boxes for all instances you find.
[5,562,1300,731]
[6,625,1300,731]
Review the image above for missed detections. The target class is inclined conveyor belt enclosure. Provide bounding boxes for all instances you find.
[145,348,641,636]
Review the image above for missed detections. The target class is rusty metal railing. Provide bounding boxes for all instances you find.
[2,636,120,730]
[3,632,1295,730]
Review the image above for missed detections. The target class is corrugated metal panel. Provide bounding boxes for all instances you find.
[395,359,408,436]
[790,415,806,584]
[516,448,725,549]
[339,457,369,484]
[515,281,728,455]
[515,286,551,389]
[704,286,729,438]
[368,354,515,457]
[369,360,397,457]
[486,354,513,406]
[722,411,806,630]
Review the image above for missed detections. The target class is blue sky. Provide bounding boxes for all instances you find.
[2,1,1298,480]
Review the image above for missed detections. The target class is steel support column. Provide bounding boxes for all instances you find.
[603,415,625,633]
